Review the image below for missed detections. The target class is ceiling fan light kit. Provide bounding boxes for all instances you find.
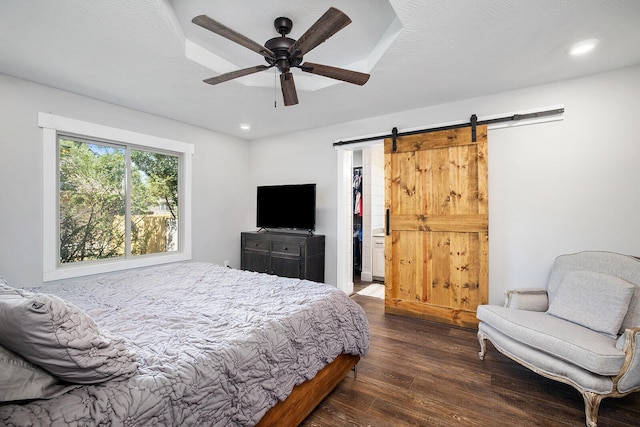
[192,7,370,106]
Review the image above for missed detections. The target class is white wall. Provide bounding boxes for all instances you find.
[0,74,250,286]
[2,65,638,300]
[360,148,372,281]
[369,145,385,232]
[247,126,344,284]
[248,65,640,303]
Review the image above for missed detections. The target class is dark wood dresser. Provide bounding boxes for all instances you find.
[241,231,325,282]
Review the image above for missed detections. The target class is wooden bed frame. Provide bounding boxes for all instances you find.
[256,353,360,426]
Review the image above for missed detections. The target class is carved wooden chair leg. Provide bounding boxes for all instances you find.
[477,332,487,360]
[582,391,602,427]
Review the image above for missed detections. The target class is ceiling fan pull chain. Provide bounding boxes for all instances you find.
[274,67,277,108]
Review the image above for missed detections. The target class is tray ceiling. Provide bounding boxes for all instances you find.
[0,0,639,139]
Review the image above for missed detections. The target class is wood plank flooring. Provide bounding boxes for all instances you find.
[300,293,640,427]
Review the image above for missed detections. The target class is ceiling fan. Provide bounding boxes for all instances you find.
[192,7,370,106]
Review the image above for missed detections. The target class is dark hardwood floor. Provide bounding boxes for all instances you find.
[301,292,640,427]
[352,274,382,294]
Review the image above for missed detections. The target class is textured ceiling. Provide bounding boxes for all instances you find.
[1,0,639,140]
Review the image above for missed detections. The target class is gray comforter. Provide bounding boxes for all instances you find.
[0,263,370,426]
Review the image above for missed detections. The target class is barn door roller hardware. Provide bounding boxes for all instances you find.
[333,107,565,147]
[471,114,478,142]
[391,127,398,152]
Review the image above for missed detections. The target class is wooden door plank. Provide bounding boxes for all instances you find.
[476,140,489,306]
[384,298,480,329]
[384,146,393,301]
[383,126,487,154]
[392,151,418,214]
[427,146,450,215]
[477,141,489,215]
[427,232,451,307]
[390,231,426,302]
[452,145,479,214]
[390,214,488,232]
[478,231,489,305]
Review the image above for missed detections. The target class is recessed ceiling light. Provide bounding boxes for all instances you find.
[239,124,251,130]
[568,39,600,56]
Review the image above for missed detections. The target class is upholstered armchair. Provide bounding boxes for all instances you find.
[476,251,640,427]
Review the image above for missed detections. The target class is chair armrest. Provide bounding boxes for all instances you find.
[615,327,640,394]
[504,288,548,311]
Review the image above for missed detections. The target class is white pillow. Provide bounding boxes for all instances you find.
[0,286,138,384]
[547,270,634,338]
[0,344,78,402]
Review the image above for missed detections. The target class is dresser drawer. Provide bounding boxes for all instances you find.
[271,241,301,256]
[244,238,269,252]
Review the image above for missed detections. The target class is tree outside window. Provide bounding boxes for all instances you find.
[58,137,179,264]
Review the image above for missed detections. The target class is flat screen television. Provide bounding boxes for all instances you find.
[256,184,316,231]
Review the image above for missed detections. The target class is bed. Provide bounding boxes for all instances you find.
[0,262,370,426]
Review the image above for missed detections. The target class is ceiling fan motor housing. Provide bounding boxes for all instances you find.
[264,31,302,72]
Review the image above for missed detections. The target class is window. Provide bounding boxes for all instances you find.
[58,137,180,262]
[40,113,194,281]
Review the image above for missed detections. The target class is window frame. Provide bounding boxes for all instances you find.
[39,113,194,281]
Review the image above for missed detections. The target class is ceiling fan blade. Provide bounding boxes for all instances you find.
[299,62,370,85]
[280,72,299,106]
[288,7,351,58]
[192,15,275,59]
[203,65,270,85]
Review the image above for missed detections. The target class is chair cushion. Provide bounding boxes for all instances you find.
[477,305,625,375]
[478,323,614,394]
[547,270,634,339]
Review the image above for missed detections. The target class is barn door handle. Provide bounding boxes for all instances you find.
[385,209,390,235]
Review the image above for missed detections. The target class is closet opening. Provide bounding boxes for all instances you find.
[336,144,384,296]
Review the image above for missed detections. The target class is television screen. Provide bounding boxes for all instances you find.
[256,184,316,231]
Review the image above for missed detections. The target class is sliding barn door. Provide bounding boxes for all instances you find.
[384,125,488,328]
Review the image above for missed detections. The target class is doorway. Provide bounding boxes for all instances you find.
[337,144,385,295]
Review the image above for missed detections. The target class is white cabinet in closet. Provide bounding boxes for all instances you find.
[372,234,385,279]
